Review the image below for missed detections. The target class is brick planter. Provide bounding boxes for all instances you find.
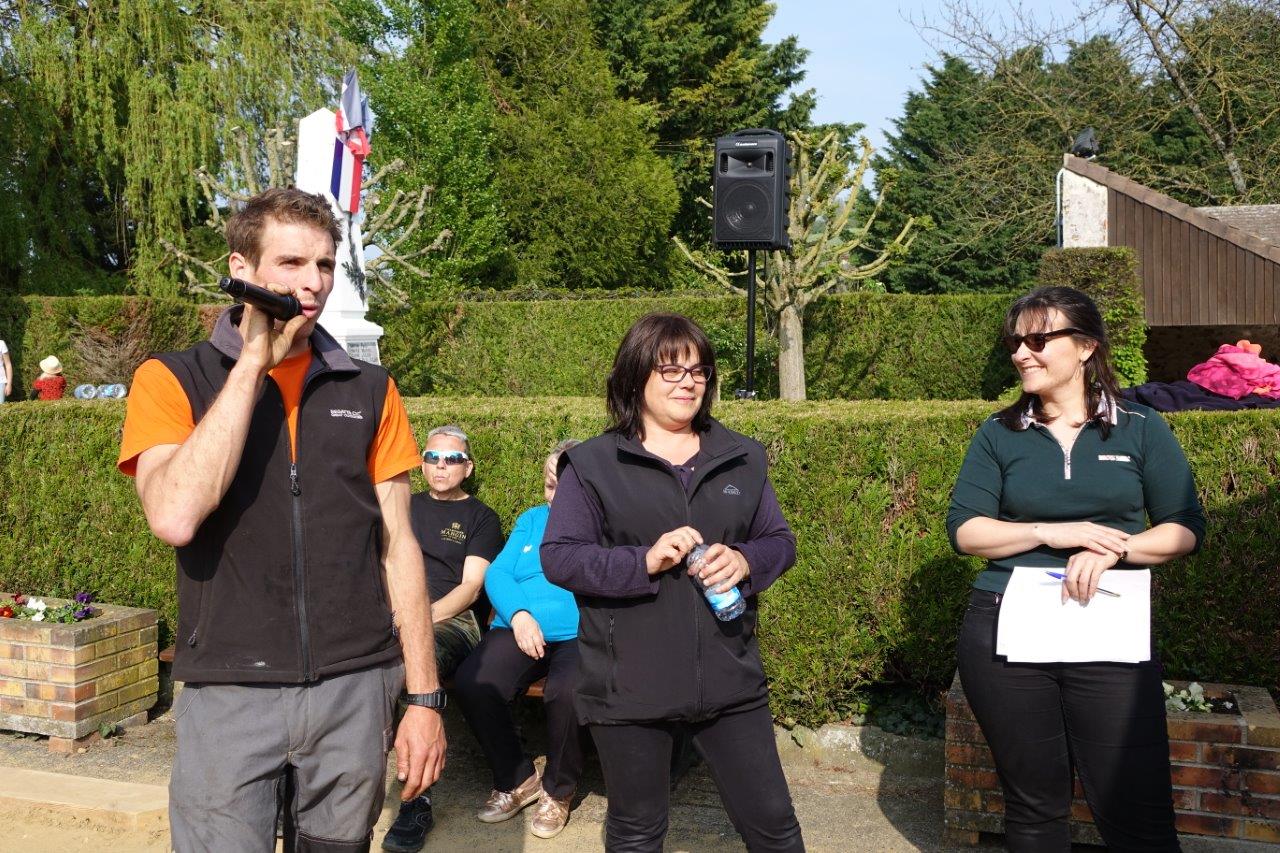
[945,672,1280,846]
[0,595,159,752]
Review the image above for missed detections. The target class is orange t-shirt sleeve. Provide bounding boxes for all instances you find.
[117,359,195,477]
[369,377,420,484]
[119,358,416,483]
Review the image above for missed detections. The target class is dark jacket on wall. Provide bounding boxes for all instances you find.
[541,418,796,724]
[156,307,400,684]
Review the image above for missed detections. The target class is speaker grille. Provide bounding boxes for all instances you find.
[718,182,772,240]
[712,129,791,250]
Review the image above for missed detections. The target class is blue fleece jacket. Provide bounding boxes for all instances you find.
[485,504,579,641]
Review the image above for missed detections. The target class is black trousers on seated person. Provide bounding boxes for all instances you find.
[589,702,804,853]
[957,588,1180,853]
[452,628,584,798]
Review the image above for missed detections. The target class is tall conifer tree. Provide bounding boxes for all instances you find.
[472,0,678,289]
[866,56,1039,293]
[362,0,513,296]
[590,0,814,246]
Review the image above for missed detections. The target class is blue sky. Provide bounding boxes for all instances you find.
[762,1,1082,154]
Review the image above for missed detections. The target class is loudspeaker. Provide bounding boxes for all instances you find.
[712,129,791,251]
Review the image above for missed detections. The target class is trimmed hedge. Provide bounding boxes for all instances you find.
[1039,247,1148,385]
[2,258,1150,402]
[0,297,205,394]
[0,292,1016,401]
[373,297,775,398]
[1,398,1275,726]
[373,291,1017,400]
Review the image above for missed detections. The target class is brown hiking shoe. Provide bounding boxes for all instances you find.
[529,790,573,839]
[476,770,542,823]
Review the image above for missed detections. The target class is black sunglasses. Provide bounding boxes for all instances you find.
[1003,327,1080,353]
[422,450,470,466]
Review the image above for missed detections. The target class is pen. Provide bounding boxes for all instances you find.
[1045,571,1121,598]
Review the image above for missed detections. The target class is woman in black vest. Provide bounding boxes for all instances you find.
[542,313,804,852]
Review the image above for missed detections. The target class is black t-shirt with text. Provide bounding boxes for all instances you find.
[409,492,504,602]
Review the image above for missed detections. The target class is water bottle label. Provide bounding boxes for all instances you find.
[705,587,742,611]
[688,544,743,618]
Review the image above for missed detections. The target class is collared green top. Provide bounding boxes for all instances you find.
[946,399,1206,594]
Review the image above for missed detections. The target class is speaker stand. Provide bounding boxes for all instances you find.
[735,249,759,400]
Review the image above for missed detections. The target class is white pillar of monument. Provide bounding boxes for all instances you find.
[294,107,384,364]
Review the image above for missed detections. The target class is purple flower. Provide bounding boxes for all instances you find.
[74,607,93,620]
[74,591,92,604]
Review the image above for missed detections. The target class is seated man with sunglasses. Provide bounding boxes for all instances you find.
[383,424,505,853]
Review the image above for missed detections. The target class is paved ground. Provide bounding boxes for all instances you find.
[0,699,1005,853]
[0,701,1256,852]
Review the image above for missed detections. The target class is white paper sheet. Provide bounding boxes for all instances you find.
[995,567,1151,663]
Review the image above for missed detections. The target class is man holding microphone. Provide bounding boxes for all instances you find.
[118,187,446,852]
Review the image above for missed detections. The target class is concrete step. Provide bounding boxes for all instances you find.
[0,765,168,831]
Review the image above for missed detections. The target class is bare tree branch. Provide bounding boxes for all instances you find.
[164,129,446,301]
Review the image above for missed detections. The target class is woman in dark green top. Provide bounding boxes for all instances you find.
[947,286,1204,852]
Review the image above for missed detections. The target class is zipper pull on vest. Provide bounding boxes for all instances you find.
[290,463,301,496]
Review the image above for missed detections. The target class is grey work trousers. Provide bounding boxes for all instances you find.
[169,659,405,852]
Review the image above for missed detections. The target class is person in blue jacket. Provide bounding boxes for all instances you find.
[451,439,584,840]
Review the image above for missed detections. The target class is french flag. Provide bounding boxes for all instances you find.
[331,70,371,214]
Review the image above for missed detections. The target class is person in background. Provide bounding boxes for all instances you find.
[542,313,804,852]
[33,356,67,400]
[0,338,11,402]
[382,424,504,853]
[452,438,585,840]
[947,286,1205,852]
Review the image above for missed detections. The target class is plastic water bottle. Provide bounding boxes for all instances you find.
[688,544,746,621]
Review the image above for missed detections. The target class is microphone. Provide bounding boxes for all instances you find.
[218,276,302,321]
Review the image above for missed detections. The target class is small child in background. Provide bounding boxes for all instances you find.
[33,356,67,400]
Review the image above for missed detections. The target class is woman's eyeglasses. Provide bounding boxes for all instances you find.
[1003,328,1080,353]
[655,364,713,383]
[422,450,470,466]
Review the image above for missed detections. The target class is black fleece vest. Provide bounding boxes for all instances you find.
[156,341,399,683]
[562,419,770,723]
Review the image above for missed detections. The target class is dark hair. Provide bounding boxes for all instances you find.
[226,187,342,266]
[996,286,1122,438]
[605,313,717,439]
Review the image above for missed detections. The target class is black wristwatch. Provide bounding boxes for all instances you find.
[405,690,448,710]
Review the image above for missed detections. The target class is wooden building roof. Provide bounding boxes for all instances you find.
[1063,155,1280,326]
[1197,205,1280,247]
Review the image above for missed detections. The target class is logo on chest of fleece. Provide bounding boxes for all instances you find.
[1097,454,1132,463]
[722,484,741,496]
[330,408,364,420]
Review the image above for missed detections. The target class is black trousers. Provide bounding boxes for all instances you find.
[957,588,1180,853]
[452,628,584,799]
[589,702,804,853]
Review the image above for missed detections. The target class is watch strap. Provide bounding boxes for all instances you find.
[404,690,448,710]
